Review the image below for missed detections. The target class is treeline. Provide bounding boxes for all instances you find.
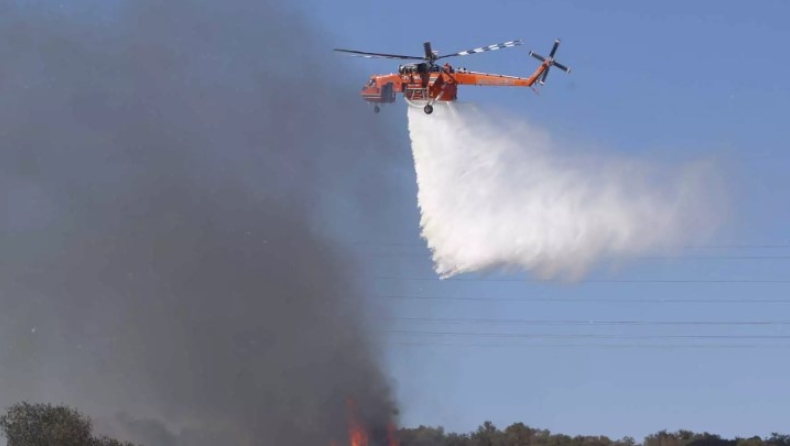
[2,401,788,446]
[0,402,136,446]
[396,422,790,446]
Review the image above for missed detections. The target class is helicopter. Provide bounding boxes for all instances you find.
[333,38,570,114]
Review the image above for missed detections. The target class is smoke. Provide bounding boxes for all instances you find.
[407,101,727,280]
[0,0,407,445]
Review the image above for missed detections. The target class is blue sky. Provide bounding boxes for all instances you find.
[25,0,788,441]
[304,0,790,441]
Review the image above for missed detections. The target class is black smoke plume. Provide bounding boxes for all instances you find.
[0,0,408,444]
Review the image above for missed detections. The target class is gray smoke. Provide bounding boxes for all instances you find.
[0,0,408,444]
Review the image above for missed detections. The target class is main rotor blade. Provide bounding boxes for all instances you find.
[436,39,523,60]
[333,48,424,60]
[549,39,560,58]
[552,61,570,72]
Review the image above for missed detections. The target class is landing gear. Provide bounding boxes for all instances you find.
[373,105,380,113]
[423,104,433,114]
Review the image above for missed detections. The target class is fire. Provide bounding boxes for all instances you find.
[349,427,368,446]
[337,398,399,446]
[346,398,368,446]
[387,422,399,446]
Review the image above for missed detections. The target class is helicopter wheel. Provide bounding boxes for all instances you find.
[373,105,380,113]
[424,104,433,115]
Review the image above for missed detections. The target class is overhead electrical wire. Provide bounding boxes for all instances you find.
[368,293,790,303]
[365,253,790,260]
[389,316,790,326]
[346,241,790,249]
[382,329,790,349]
[384,342,790,350]
[373,277,790,283]
[385,330,790,340]
[351,242,790,349]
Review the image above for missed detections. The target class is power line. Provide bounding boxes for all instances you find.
[371,293,790,303]
[386,340,790,350]
[363,252,790,260]
[347,241,790,249]
[386,330,790,340]
[391,317,790,326]
[373,277,790,283]
[385,334,790,349]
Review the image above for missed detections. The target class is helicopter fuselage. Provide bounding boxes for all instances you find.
[360,63,463,105]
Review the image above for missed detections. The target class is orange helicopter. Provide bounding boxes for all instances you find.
[334,38,571,114]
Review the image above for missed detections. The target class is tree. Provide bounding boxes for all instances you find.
[396,424,786,446]
[766,434,790,446]
[503,422,539,446]
[0,402,137,446]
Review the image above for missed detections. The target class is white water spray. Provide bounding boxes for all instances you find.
[407,101,726,280]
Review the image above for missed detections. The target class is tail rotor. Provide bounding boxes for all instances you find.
[528,38,571,85]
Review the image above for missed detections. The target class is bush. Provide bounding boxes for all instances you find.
[0,402,138,446]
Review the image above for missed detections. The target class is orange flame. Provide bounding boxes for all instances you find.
[387,422,400,446]
[336,397,398,446]
[346,398,368,446]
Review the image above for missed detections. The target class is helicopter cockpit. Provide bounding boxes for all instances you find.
[398,63,448,75]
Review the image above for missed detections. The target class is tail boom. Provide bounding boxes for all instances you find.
[452,67,546,87]
[451,37,569,88]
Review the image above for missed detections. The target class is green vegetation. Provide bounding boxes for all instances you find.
[396,422,790,446]
[0,402,137,446]
[1,401,787,446]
